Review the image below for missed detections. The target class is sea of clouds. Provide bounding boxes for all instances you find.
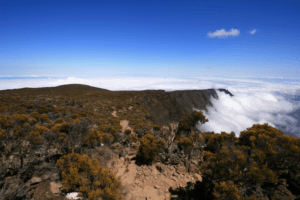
[1,76,299,137]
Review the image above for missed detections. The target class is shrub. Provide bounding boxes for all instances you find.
[31,111,39,120]
[213,181,243,200]
[201,144,247,181]
[198,123,295,199]
[60,122,71,133]
[13,125,22,136]
[80,111,87,117]
[56,153,122,200]
[38,105,49,114]
[55,118,64,123]
[0,114,13,129]
[0,129,5,140]
[98,124,113,133]
[129,135,139,143]
[124,129,131,135]
[73,118,80,124]
[176,137,193,155]
[22,122,30,128]
[12,113,28,124]
[84,129,114,147]
[27,125,49,144]
[153,124,162,131]
[136,134,165,165]
[71,113,80,119]
[28,117,37,125]
[40,114,50,123]
[177,110,208,135]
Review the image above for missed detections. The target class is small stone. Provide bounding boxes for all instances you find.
[155,185,160,189]
[191,160,198,165]
[30,177,42,185]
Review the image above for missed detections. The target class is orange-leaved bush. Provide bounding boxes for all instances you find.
[56,153,122,200]
[177,110,208,136]
[83,129,114,147]
[0,114,14,129]
[40,114,50,123]
[27,125,49,144]
[12,113,29,124]
[136,133,165,165]
[213,181,243,200]
[0,129,5,140]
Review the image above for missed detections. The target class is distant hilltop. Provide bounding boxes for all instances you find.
[0,84,109,93]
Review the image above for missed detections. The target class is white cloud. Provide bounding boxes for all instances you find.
[207,28,240,38]
[250,29,257,35]
[197,90,300,137]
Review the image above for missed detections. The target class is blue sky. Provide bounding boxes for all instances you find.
[1,0,299,79]
[1,0,300,137]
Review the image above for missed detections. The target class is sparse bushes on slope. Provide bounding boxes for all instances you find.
[199,123,300,199]
[56,153,122,200]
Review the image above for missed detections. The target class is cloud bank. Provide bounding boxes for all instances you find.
[197,90,300,137]
[207,28,240,38]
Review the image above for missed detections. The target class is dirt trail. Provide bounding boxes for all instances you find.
[110,157,202,200]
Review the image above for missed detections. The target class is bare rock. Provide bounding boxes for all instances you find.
[50,182,62,194]
[273,184,296,200]
[33,180,66,200]
[176,165,186,174]
[30,177,42,185]
[193,173,202,182]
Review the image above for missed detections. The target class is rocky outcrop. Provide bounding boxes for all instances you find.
[135,89,231,125]
[0,138,66,200]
